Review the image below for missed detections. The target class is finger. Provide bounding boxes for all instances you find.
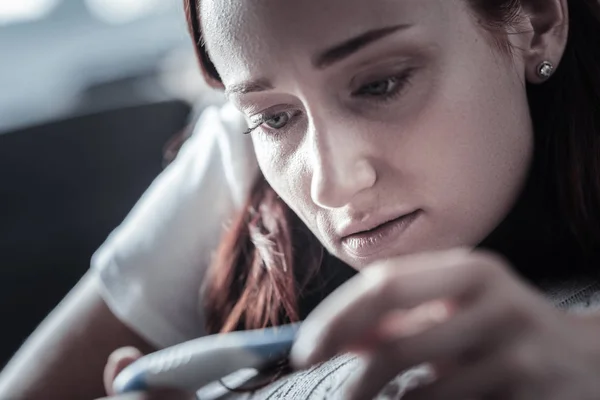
[104,347,144,396]
[345,300,453,354]
[342,353,402,400]
[343,355,439,400]
[340,298,503,400]
[387,290,524,370]
[403,351,510,400]
[103,348,196,399]
[342,303,448,400]
[292,249,503,367]
[292,250,468,366]
[343,279,537,400]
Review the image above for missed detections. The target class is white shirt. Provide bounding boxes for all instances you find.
[91,102,258,349]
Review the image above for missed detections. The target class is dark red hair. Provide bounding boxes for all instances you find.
[183,0,600,336]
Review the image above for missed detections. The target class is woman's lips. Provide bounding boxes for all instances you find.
[341,210,421,259]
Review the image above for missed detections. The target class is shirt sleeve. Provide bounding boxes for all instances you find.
[91,102,258,349]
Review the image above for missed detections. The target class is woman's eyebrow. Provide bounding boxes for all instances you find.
[226,24,412,97]
[226,79,273,96]
[313,24,412,70]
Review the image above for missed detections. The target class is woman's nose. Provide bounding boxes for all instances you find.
[309,128,377,209]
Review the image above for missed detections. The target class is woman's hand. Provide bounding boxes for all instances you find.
[95,347,195,400]
[290,248,600,400]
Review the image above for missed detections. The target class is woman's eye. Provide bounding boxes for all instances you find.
[356,77,401,97]
[244,110,300,136]
[264,112,291,129]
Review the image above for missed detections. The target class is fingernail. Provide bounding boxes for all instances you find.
[108,347,143,366]
[106,347,143,379]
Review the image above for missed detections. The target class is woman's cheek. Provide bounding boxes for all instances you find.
[253,137,305,197]
[252,136,282,175]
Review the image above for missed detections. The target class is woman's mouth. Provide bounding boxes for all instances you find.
[341,210,422,259]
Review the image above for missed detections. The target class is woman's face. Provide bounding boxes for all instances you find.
[201,0,534,269]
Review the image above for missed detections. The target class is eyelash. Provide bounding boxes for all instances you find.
[353,69,413,103]
[243,70,414,136]
[243,110,301,135]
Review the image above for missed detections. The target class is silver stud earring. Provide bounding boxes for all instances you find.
[537,61,555,80]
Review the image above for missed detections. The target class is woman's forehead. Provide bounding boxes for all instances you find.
[200,0,456,84]
[201,0,449,42]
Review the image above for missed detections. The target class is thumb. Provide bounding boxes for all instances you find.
[103,347,144,396]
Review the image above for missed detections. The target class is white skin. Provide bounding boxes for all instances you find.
[202,0,535,269]
[102,1,600,399]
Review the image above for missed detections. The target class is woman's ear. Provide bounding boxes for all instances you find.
[520,0,569,83]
